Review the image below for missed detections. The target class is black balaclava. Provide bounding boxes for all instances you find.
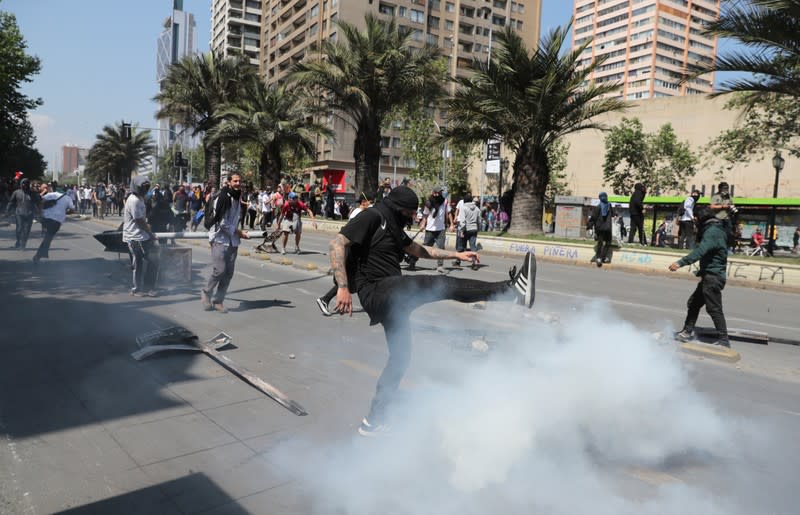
[377,185,419,243]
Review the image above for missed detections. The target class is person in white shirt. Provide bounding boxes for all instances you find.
[258,188,272,230]
[409,186,450,273]
[452,194,469,266]
[123,176,159,296]
[678,190,701,250]
[33,182,75,264]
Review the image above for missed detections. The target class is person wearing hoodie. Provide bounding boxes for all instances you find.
[627,183,647,245]
[201,172,250,313]
[6,178,37,249]
[123,176,160,297]
[328,186,536,436]
[588,192,615,267]
[669,208,730,348]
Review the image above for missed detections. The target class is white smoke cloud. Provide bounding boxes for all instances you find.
[266,301,768,514]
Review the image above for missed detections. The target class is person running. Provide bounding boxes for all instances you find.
[200,172,250,313]
[276,191,317,255]
[315,191,374,315]
[328,185,535,436]
[588,192,615,267]
[123,176,160,297]
[669,208,731,348]
[6,178,36,249]
[32,182,74,264]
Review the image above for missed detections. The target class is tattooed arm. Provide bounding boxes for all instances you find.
[404,242,479,264]
[329,233,353,315]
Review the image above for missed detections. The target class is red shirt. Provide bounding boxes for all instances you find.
[752,232,764,246]
[281,200,308,218]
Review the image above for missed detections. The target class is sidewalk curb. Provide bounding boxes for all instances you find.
[679,342,741,363]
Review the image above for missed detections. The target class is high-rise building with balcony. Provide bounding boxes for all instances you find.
[259,0,541,190]
[157,0,198,156]
[212,0,262,66]
[572,0,719,100]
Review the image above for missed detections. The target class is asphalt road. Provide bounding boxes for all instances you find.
[1,217,798,514]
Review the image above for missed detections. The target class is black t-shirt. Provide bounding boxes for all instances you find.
[339,208,412,292]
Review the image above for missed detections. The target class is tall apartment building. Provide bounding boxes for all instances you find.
[259,0,541,189]
[211,0,262,66]
[572,0,719,100]
[61,145,89,175]
[157,0,198,156]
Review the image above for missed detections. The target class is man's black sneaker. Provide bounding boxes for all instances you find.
[316,297,333,316]
[453,259,461,267]
[674,329,693,342]
[712,339,731,348]
[510,251,536,308]
[357,417,390,437]
[596,258,603,267]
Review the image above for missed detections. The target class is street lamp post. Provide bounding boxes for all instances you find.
[769,150,785,255]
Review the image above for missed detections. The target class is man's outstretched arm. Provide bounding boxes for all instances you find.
[405,242,478,263]
[329,233,353,315]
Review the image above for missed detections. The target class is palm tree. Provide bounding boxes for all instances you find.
[290,14,445,195]
[444,25,627,235]
[209,79,331,189]
[695,0,800,102]
[154,52,255,187]
[85,122,154,184]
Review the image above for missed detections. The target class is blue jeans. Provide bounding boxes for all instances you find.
[360,274,512,423]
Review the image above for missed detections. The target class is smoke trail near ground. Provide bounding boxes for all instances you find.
[271,301,746,514]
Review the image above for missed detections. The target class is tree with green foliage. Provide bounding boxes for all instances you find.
[602,117,698,196]
[444,25,626,235]
[209,80,330,189]
[154,52,255,188]
[393,108,444,183]
[703,93,800,175]
[545,139,572,206]
[0,8,45,178]
[85,122,154,184]
[291,14,445,196]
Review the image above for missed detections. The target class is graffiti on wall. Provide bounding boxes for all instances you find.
[689,261,786,284]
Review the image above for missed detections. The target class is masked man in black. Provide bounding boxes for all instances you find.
[328,186,536,436]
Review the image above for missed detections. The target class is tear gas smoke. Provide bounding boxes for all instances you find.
[270,300,758,514]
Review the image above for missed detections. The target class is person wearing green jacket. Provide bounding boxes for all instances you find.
[668,208,730,347]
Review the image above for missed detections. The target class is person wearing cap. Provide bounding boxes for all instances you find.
[123,176,160,297]
[328,185,537,436]
[33,182,74,264]
[276,191,317,254]
[6,178,37,249]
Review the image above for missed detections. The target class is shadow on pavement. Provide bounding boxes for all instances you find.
[229,298,294,312]
[0,257,213,439]
[52,473,250,515]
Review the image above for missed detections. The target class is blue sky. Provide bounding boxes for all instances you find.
[5,1,739,173]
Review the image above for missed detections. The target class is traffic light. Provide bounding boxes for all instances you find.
[174,151,183,167]
[122,123,132,140]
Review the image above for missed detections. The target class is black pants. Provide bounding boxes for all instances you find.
[128,239,160,293]
[683,274,728,340]
[359,275,512,424]
[628,214,646,244]
[678,220,695,249]
[14,214,33,248]
[34,219,61,260]
[594,230,612,262]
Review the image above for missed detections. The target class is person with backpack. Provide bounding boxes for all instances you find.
[588,192,615,267]
[92,182,107,219]
[327,185,536,436]
[670,208,731,348]
[200,172,250,313]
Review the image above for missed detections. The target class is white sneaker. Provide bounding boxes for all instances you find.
[357,418,390,437]
[511,252,536,308]
[281,247,286,255]
[315,297,332,316]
